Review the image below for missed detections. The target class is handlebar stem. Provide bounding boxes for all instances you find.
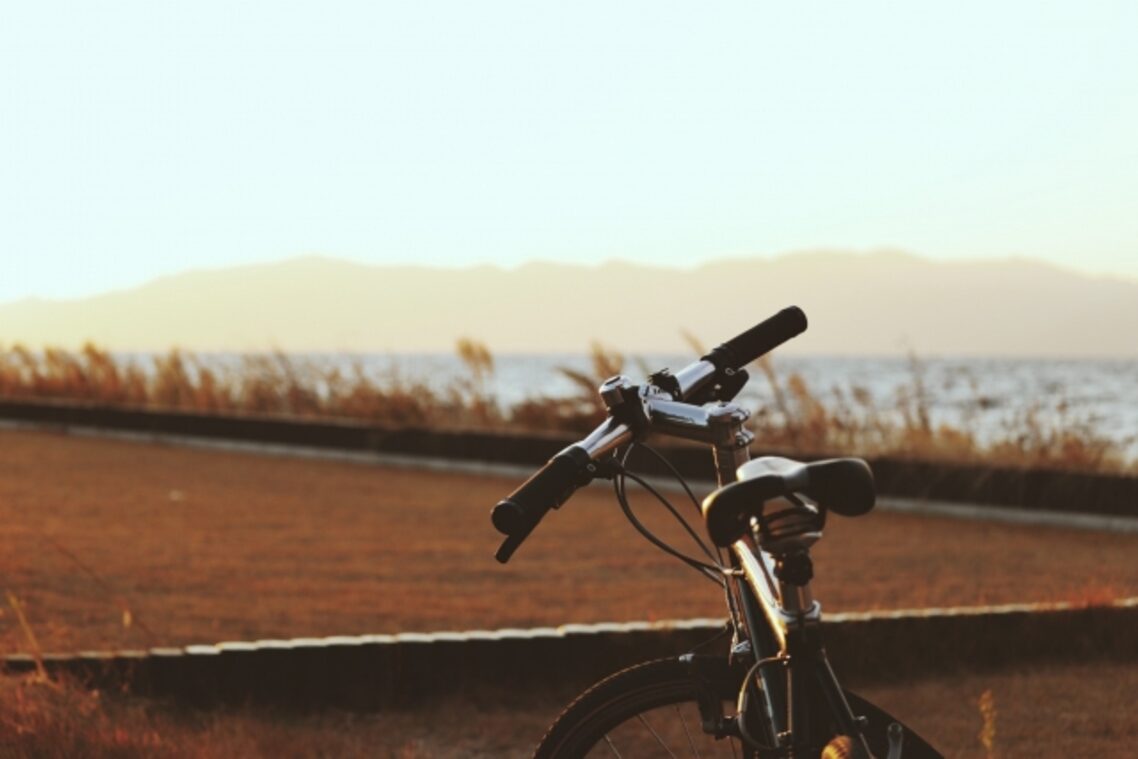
[575,390,756,479]
[647,398,751,447]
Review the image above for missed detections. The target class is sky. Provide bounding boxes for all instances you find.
[2,0,1136,303]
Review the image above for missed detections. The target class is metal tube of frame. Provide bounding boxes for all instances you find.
[731,541,788,651]
[672,359,717,398]
[574,417,632,461]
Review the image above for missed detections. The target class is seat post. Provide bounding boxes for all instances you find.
[773,550,818,621]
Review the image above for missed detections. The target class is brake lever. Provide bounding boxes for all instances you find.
[494,532,525,564]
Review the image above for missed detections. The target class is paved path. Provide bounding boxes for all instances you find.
[35,421,1138,534]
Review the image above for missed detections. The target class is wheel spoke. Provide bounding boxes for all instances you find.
[602,734,624,758]
[675,705,702,758]
[637,713,679,758]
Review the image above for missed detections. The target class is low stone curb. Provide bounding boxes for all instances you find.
[4,599,1135,709]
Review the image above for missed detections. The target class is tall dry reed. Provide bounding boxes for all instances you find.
[0,341,1129,472]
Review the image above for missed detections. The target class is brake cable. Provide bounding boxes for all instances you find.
[626,442,727,568]
[612,443,726,586]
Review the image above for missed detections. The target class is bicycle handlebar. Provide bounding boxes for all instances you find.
[492,306,808,563]
[702,306,807,372]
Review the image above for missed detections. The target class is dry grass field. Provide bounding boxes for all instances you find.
[1,427,1137,756]
[1,427,1136,654]
[2,341,1129,472]
[1,658,1135,757]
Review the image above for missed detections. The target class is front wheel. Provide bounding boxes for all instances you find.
[533,657,942,758]
[534,656,751,758]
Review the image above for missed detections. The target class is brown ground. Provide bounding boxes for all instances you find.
[2,427,1137,756]
[1,427,1136,655]
[1,657,1134,758]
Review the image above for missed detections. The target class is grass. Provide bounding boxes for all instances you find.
[1,428,1136,654]
[744,352,1129,472]
[0,341,1131,473]
[0,670,540,758]
[1,657,1135,757]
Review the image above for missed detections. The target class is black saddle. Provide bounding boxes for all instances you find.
[701,456,876,546]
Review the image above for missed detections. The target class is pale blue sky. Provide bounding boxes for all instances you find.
[3,0,1136,302]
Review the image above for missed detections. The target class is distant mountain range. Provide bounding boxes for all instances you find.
[3,252,1136,357]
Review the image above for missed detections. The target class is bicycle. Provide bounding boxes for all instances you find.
[490,307,942,758]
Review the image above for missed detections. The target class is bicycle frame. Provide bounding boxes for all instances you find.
[686,402,869,753]
[577,382,872,753]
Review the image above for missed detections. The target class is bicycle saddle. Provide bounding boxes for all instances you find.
[701,456,876,546]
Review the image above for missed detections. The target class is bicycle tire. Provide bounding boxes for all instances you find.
[534,656,754,758]
[533,657,941,758]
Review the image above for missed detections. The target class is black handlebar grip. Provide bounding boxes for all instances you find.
[704,306,808,371]
[491,447,593,563]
